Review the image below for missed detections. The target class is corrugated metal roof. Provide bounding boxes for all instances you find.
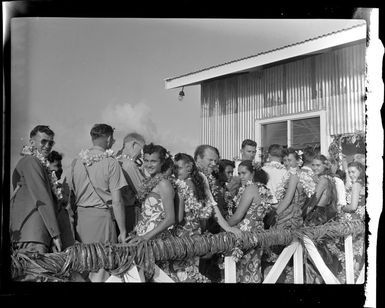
[165,22,366,89]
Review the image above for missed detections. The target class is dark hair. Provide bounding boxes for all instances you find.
[163,157,175,173]
[303,145,316,164]
[282,148,289,157]
[143,143,169,172]
[335,169,346,183]
[241,139,257,149]
[47,150,63,163]
[218,159,235,173]
[90,124,114,140]
[287,147,301,161]
[174,153,207,202]
[193,144,219,161]
[347,161,365,184]
[30,125,54,138]
[268,144,283,158]
[239,160,269,185]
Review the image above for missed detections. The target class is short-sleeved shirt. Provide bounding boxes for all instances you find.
[72,146,127,209]
[262,161,288,203]
[119,158,145,207]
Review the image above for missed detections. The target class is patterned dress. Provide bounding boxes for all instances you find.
[135,191,168,238]
[163,179,212,282]
[234,182,274,283]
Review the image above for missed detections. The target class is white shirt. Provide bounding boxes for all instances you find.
[262,161,287,204]
[334,177,347,206]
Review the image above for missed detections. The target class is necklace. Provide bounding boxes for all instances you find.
[21,145,63,200]
[137,173,169,202]
[78,148,114,166]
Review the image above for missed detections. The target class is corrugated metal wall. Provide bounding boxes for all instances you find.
[201,42,366,160]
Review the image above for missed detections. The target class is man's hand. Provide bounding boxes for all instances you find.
[52,236,62,252]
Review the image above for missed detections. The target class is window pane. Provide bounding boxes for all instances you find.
[262,121,287,148]
[291,117,320,149]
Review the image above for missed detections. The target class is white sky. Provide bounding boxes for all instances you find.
[11,18,364,171]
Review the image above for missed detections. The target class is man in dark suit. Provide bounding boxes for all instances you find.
[10,125,62,262]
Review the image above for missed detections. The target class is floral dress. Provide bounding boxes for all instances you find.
[327,181,366,283]
[162,179,213,283]
[234,181,274,283]
[135,191,168,237]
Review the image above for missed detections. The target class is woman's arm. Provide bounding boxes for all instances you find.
[343,182,362,212]
[227,185,260,226]
[176,192,185,223]
[141,179,175,240]
[276,174,299,215]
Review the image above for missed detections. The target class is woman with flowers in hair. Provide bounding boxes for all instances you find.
[130,143,175,243]
[273,148,315,230]
[226,160,274,283]
[263,148,316,282]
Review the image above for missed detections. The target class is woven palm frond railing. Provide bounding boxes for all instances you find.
[11,219,364,281]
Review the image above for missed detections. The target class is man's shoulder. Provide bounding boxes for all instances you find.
[17,155,40,168]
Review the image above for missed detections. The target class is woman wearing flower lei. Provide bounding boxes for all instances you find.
[226,160,274,283]
[162,153,216,282]
[273,148,316,230]
[263,148,316,283]
[129,143,176,244]
[326,161,366,283]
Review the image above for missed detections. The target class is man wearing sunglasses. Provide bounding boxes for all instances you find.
[116,132,146,232]
[10,125,62,274]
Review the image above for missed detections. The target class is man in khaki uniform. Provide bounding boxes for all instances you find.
[116,132,146,232]
[11,125,62,281]
[70,124,127,282]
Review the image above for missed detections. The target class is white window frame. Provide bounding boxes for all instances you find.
[255,110,329,162]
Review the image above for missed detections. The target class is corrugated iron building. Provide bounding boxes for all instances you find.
[165,22,367,161]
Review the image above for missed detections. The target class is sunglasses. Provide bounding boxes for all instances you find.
[40,139,55,147]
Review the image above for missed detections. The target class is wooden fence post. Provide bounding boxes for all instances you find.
[293,241,304,284]
[224,256,237,283]
[303,236,340,284]
[344,235,355,284]
[263,241,298,283]
[152,264,175,282]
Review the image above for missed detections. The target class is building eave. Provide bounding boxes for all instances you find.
[164,22,366,90]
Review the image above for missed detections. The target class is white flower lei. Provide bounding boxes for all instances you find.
[79,148,114,166]
[174,178,213,219]
[263,161,286,170]
[21,145,63,200]
[275,168,316,201]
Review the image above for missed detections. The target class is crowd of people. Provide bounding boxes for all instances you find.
[10,124,366,283]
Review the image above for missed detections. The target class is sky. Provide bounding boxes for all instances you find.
[10,18,365,172]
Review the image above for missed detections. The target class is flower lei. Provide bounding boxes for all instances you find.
[79,148,114,166]
[275,168,316,201]
[21,145,63,200]
[174,179,213,220]
[137,173,168,203]
[201,168,220,202]
[263,161,286,170]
